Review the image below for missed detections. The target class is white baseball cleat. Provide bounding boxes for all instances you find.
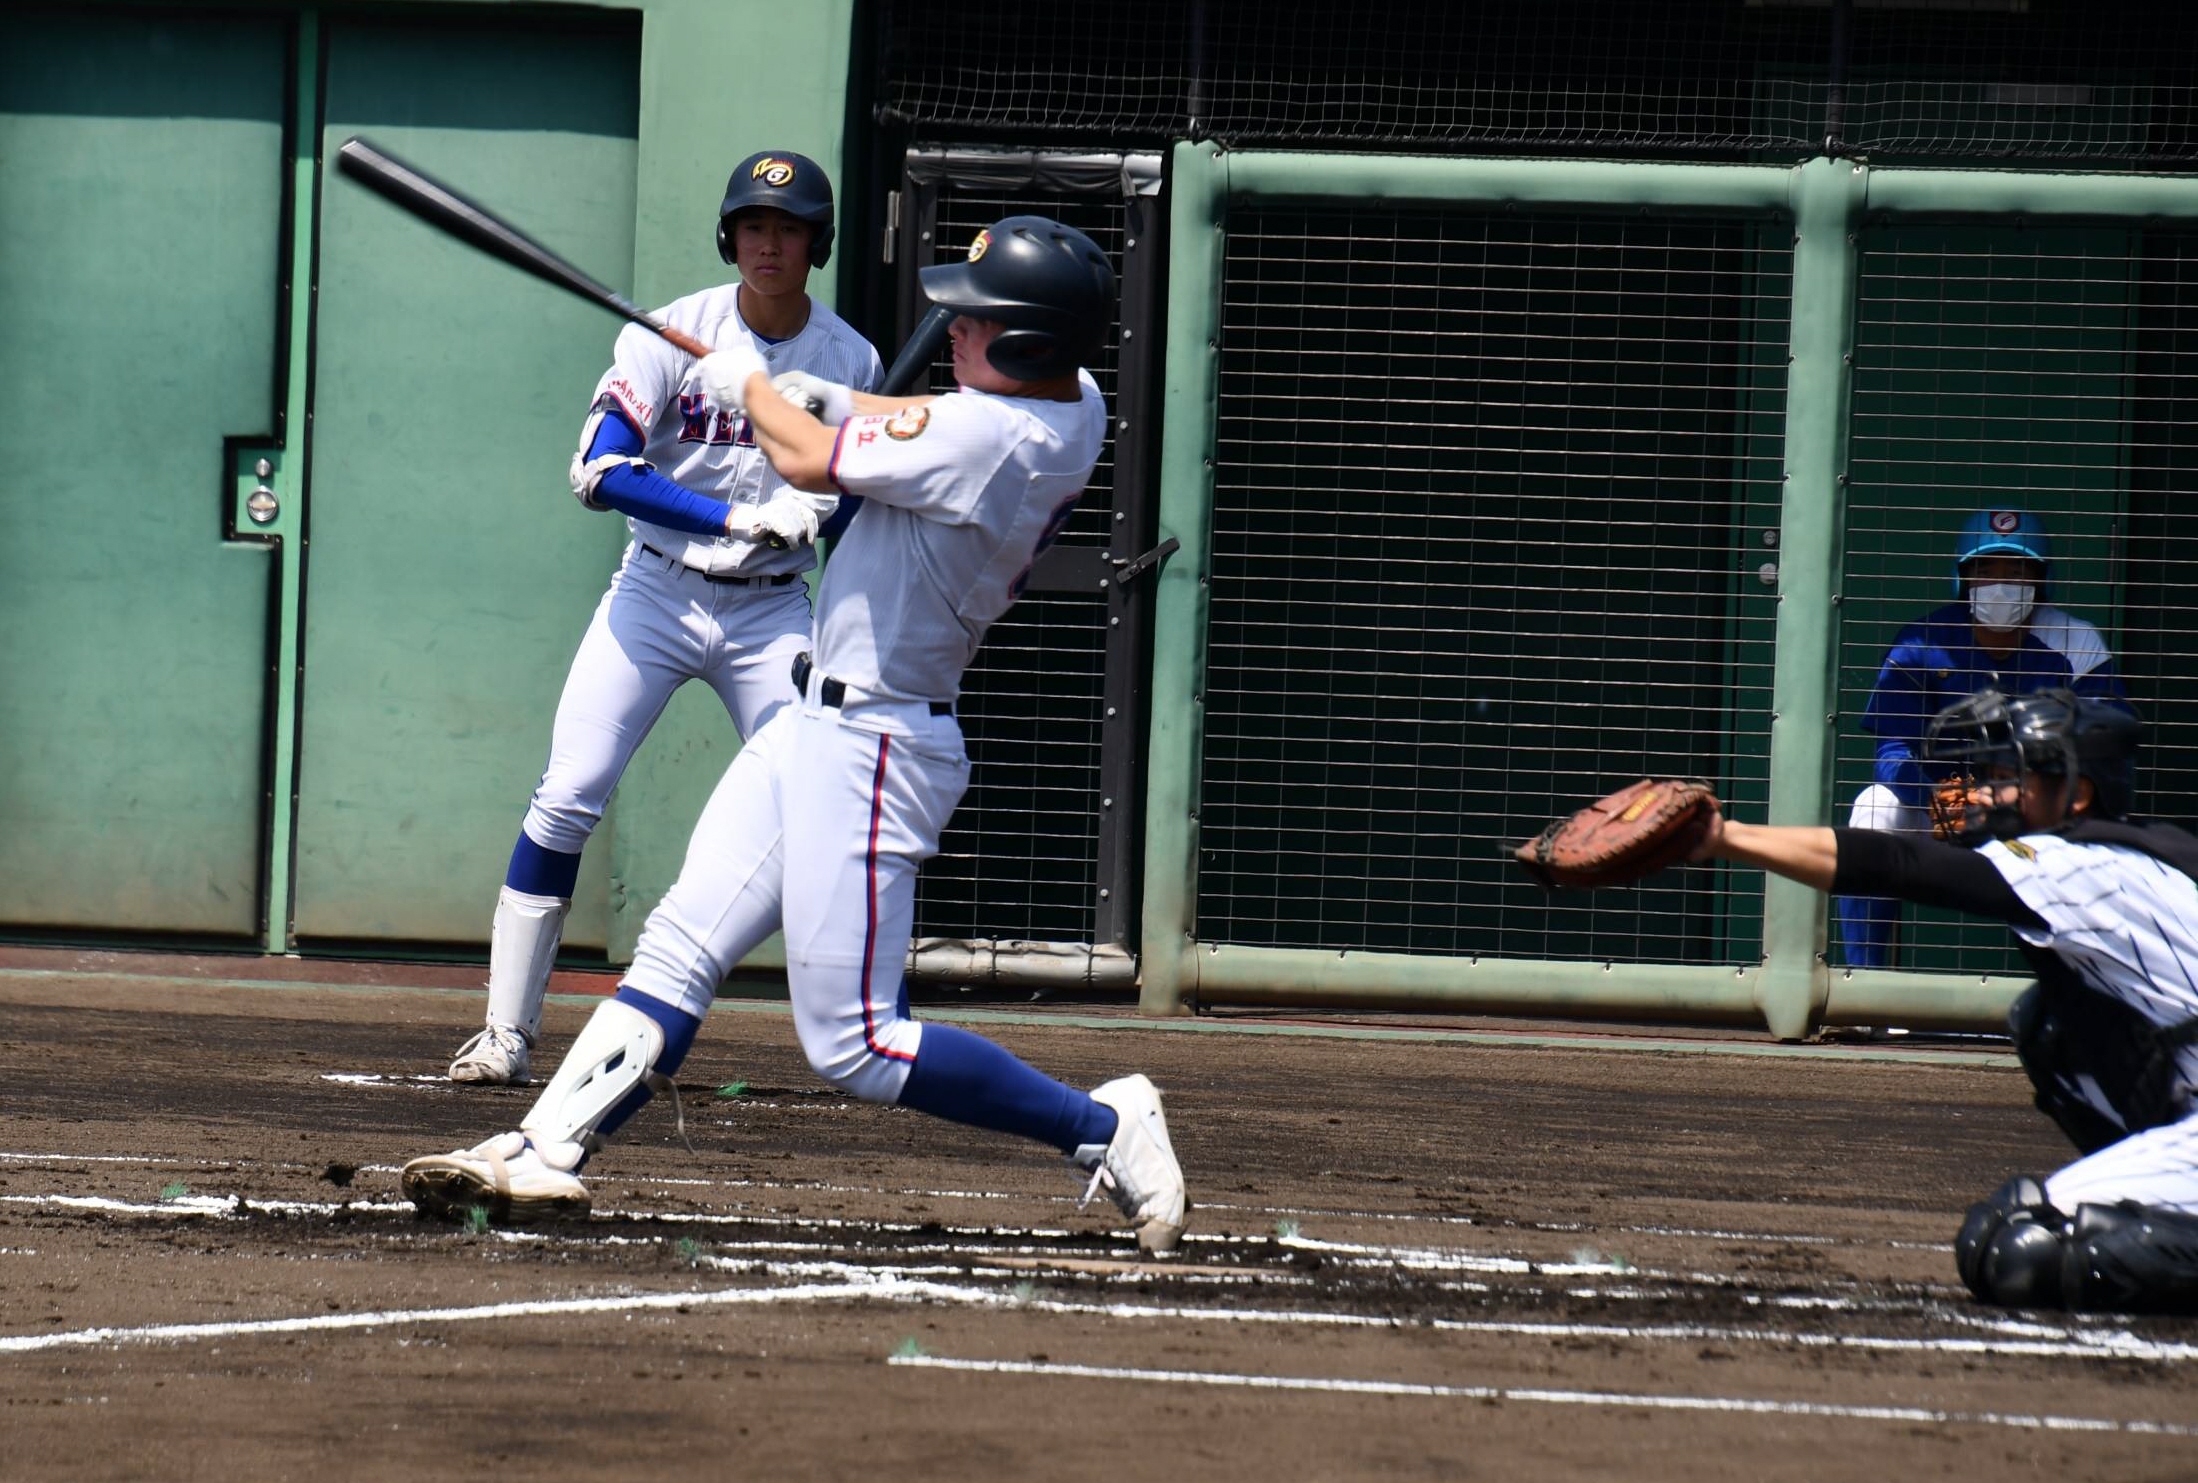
[1076,1074,1189,1254]
[401,1130,589,1224]
[449,1023,532,1085]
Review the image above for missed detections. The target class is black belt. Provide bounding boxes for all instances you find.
[792,652,952,716]
[640,544,799,587]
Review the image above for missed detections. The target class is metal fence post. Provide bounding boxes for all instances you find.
[1756,157,1863,1040]
[1137,140,1227,1015]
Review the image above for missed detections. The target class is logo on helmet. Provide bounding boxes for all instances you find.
[1990,510,2021,534]
[967,230,991,264]
[884,407,930,441]
[752,157,796,188]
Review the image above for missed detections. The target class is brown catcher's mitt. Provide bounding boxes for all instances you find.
[1514,779,1719,890]
[1928,772,1993,841]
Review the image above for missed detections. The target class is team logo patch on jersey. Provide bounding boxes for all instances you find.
[2002,839,2038,861]
[885,406,931,440]
[752,157,796,187]
[1991,510,2021,534]
[967,230,991,263]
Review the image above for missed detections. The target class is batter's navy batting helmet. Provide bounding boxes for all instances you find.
[1924,687,2142,833]
[717,150,834,269]
[918,215,1115,380]
[1951,508,2052,595]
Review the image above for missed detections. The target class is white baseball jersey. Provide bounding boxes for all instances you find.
[811,372,1107,701]
[1980,833,2198,1214]
[621,370,1108,1107]
[591,284,881,575]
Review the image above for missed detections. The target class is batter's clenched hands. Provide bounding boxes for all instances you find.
[698,344,768,414]
[773,370,854,427]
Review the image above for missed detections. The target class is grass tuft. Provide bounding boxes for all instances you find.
[715,1081,749,1099]
[159,1181,188,1202]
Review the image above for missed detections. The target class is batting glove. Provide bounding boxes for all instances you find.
[772,370,855,427]
[697,344,767,414]
[743,493,822,550]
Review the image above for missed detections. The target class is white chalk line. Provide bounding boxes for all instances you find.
[5,1230,2191,1370]
[887,1355,2198,1438]
[5,1189,2176,1359]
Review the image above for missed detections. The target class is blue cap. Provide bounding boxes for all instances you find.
[1952,509,2051,594]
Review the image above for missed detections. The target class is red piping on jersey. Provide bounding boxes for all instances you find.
[860,735,914,1063]
[825,421,853,496]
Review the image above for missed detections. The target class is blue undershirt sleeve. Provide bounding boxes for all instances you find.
[584,411,734,538]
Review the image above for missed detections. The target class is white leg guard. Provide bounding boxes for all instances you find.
[517,997,673,1166]
[486,886,569,1040]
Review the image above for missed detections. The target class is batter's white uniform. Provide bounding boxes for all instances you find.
[1979,834,2198,1214]
[524,287,883,857]
[623,374,1105,1100]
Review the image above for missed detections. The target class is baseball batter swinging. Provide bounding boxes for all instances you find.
[404,217,1190,1253]
[447,151,882,1086]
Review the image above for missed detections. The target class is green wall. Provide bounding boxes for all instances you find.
[0,0,858,960]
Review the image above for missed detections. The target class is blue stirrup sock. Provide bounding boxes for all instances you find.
[591,987,704,1143]
[897,1022,1119,1155]
[506,832,583,900]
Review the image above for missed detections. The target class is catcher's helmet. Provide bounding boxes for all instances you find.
[717,150,834,269]
[1951,508,2052,595]
[1923,687,2141,837]
[918,215,1115,379]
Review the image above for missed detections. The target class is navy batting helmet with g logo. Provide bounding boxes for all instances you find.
[716,150,834,269]
[917,215,1116,380]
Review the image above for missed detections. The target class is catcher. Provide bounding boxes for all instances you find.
[1524,689,2198,1316]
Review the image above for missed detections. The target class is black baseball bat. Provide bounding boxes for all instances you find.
[334,136,717,361]
[880,303,955,396]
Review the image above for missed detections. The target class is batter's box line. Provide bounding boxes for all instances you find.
[887,1354,2198,1439]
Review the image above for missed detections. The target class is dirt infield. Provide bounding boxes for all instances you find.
[4,956,2194,1482]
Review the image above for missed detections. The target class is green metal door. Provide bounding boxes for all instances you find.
[0,13,287,938]
[294,17,640,949]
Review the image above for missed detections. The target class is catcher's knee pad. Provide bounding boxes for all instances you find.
[1955,1175,2072,1307]
[2061,1201,2198,1315]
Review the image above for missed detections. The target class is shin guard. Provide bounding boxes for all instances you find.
[487,887,569,1041]
[518,997,671,1165]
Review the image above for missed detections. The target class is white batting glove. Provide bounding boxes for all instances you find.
[697,344,767,414]
[743,493,822,550]
[772,370,855,427]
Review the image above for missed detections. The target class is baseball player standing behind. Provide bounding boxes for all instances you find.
[404,217,1190,1253]
[1834,509,2129,968]
[447,152,882,1086]
[1691,688,2198,1315]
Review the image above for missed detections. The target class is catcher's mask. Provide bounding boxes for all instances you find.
[1922,688,2141,842]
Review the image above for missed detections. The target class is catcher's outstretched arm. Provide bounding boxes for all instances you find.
[1692,811,1840,892]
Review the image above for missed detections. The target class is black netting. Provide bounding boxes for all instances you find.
[875,0,2198,168]
[1198,207,1790,964]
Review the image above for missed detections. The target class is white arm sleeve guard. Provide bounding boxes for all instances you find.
[569,405,651,512]
[569,450,650,512]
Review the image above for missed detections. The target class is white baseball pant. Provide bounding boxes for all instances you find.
[522,541,812,854]
[622,686,970,1105]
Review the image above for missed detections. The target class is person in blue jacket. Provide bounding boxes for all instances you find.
[1835,509,2131,968]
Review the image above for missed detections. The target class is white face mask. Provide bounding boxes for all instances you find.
[1971,582,2036,631]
